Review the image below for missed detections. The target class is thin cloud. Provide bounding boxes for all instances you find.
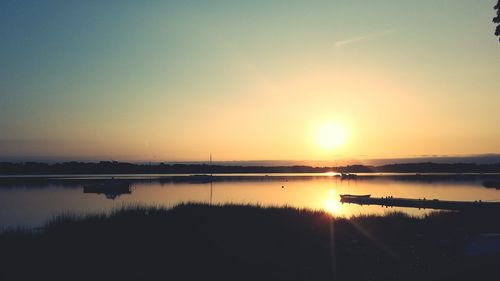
[334,28,401,48]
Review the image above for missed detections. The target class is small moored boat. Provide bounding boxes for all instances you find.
[339,194,371,199]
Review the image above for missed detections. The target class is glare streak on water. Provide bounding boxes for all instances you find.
[1,173,500,229]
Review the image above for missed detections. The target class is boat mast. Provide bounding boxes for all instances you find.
[210,153,213,204]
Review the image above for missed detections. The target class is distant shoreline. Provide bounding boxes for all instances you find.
[1,161,500,175]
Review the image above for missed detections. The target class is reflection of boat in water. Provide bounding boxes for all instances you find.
[482,180,500,189]
[188,174,213,183]
[340,173,357,179]
[83,182,132,199]
[339,194,371,199]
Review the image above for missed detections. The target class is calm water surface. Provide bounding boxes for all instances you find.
[1,174,500,229]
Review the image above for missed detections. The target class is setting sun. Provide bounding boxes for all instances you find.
[316,123,348,151]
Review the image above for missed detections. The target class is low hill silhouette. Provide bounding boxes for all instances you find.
[1,161,500,175]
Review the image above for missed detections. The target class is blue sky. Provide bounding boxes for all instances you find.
[1,0,499,162]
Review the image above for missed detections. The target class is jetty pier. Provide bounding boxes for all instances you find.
[340,195,500,211]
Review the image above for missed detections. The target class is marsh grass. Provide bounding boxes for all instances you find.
[1,204,499,281]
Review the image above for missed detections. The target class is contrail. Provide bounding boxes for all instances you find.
[334,28,400,48]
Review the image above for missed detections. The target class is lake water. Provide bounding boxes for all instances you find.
[1,173,500,229]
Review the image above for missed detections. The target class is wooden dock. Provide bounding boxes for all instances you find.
[340,195,500,211]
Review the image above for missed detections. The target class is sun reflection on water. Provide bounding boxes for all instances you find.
[324,189,342,215]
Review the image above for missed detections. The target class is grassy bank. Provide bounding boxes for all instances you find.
[1,204,500,281]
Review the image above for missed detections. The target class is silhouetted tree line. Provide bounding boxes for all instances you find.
[337,162,500,173]
[0,161,499,175]
[0,161,329,175]
[495,0,500,41]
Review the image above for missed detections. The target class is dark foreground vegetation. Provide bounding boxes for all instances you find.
[1,205,500,281]
[1,161,500,175]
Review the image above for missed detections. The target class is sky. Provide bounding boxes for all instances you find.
[1,0,499,163]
